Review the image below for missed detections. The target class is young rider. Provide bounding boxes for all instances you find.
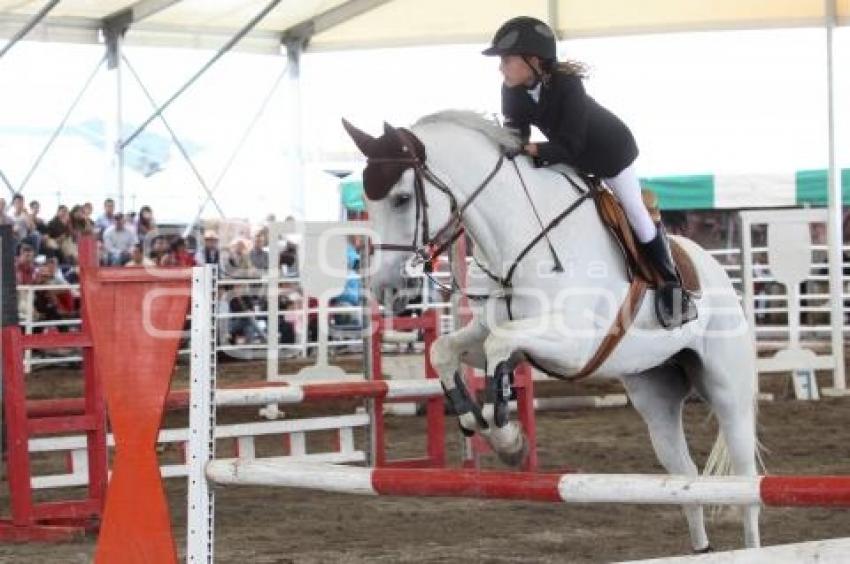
[483,16,696,328]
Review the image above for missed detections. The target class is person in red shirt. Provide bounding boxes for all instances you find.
[15,243,36,285]
[162,237,196,267]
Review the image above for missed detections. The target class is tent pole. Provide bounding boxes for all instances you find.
[121,55,226,219]
[180,60,289,235]
[121,0,282,151]
[0,0,60,59]
[823,0,847,395]
[104,15,129,214]
[283,32,307,219]
[17,55,106,196]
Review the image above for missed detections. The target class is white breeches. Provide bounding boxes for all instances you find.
[603,164,657,244]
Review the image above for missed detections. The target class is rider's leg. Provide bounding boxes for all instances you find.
[603,164,696,328]
[602,164,657,244]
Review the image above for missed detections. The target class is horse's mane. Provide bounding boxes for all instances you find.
[414,110,521,152]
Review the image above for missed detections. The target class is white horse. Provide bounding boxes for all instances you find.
[343,110,759,552]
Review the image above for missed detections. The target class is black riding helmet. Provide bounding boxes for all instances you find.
[482,16,556,60]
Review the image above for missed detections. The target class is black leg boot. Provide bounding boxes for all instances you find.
[640,227,698,329]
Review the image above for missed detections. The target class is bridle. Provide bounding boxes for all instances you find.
[370,128,593,299]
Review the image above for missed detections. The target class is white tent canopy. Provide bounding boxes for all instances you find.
[1,0,848,53]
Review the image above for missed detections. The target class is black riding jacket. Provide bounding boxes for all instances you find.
[502,71,639,178]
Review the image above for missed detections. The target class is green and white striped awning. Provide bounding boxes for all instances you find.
[339,168,850,212]
[642,168,850,210]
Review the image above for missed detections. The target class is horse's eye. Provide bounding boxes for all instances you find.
[392,193,412,208]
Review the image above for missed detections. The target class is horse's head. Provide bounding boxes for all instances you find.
[342,118,430,313]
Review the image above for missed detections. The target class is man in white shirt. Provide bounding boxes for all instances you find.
[95,198,116,236]
[102,213,137,265]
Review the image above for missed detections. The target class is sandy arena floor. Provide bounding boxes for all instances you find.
[1,357,849,563]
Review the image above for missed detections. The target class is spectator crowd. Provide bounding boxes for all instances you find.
[4,195,360,351]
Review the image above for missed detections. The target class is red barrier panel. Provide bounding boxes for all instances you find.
[82,266,191,564]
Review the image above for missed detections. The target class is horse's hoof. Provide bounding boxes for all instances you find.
[694,544,713,554]
[495,434,528,468]
[458,422,475,437]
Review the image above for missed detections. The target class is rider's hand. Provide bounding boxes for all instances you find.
[523,143,539,157]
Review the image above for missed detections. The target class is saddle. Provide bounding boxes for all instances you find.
[550,176,702,381]
[592,181,701,295]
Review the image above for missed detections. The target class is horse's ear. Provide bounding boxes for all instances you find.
[342,118,377,157]
[382,121,396,136]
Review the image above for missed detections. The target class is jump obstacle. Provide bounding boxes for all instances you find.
[9,222,552,496]
[0,226,540,553]
[183,266,850,563]
[5,230,849,562]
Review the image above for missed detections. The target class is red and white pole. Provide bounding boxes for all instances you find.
[205,461,850,508]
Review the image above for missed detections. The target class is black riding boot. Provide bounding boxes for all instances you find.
[640,227,697,329]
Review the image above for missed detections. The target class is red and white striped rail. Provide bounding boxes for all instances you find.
[213,379,443,407]
[205,461,850,508]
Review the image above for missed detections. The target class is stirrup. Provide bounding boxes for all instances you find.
[656,283,698,329]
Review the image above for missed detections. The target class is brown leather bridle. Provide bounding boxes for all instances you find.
[368,127,505,275]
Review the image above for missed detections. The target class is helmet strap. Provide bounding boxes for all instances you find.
[521,55,542,88]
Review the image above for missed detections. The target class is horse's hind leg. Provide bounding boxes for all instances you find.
[622,364,711,553]
[695,354,761,549]
[430,318,489,435]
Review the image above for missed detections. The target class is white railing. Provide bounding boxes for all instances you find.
[16,267,457,372]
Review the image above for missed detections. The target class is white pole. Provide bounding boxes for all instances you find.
[739,213,761,397]
[187,265,217,563]
[284,38,306,219]
[114,37,125,213]
[823,0,847,395]
[267,222,281,382]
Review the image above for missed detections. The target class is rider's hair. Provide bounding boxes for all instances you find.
[540,58,589,80]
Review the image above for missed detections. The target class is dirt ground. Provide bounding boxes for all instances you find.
[2,356,849,563]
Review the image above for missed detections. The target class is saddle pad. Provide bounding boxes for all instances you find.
[670,239,701,295]
[593,183,701,294]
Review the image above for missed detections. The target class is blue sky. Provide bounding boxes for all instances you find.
[0,27,847,222]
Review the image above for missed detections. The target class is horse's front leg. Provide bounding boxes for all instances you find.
[430,318,489,436]
[479,333,529,467]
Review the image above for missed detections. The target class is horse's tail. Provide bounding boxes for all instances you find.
[702,396,765,516]
[703,398,765,477]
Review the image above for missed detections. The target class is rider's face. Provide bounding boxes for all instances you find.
[499,55,536,88]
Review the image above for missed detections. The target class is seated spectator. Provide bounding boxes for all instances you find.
[250,229,269,272]
[83,202,94,224]
[32,263,74,327]
[70,205,92,239]
[161,237,196,267]
[9,194,36,248]
[197,230,221,265]
[95,198,116,236]
[223,238,254,278]
[15,243,36,285]
[186,234,198,257]
[44,205,75,265]
[149,235,169,264]
[137,205,156,239]
[102,213,137,265]
[125,243,155,267]
[30,200,47,236]
[227,284,261,345]
[279,240,298,276]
